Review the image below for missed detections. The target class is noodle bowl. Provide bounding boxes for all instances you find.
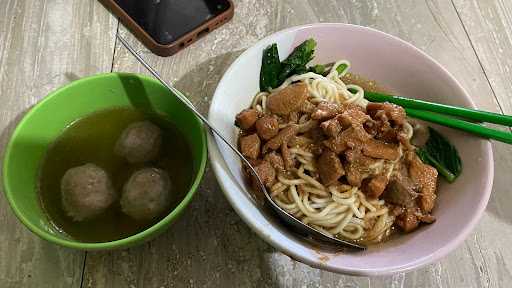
[212,23,488,275]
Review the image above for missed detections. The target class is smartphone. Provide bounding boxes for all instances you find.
[100,0,234,56]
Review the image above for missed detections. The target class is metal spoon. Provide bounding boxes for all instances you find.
[117,35,366,251]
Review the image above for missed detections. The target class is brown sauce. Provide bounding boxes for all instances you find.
[342,72,392,94]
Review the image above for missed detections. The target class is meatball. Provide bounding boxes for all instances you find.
[115,121,162,163]
[120,168,171,220]
[61,163,116,221]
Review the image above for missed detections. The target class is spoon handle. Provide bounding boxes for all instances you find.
[116,36,249,166]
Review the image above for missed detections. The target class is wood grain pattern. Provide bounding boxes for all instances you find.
[2,0,512,287]
[0,0,117,287]
[452,0,512,113]
[81,0,512,287]
[449,1,512,287]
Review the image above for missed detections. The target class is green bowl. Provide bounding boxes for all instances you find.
[2,72,207,250]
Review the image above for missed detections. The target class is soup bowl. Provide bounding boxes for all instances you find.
[3,72,207,250]
[207,23,493,275]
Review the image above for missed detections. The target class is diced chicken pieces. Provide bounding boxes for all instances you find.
[418,186,437,214]
[383,177,418,208]
[342,124,372,148]
[418,214,436,224]
[363,120,378,137]
[362,175,389,199]
[310,144,324,155]
[235,109,259,130]
[311,102,341,120]
[338,105,370,128]
[287,112,299,124]
[393,206,435,234]
[300,100,316,113]
[252,160,276,188]
[255,115,279,140]
[246,158,262,168]
[298,119,319,133]
[288,135,313,148]
[407,152,438,213]
[398,130,415,151]
[345,165,364,187]
[263,124,299,152]
[365,117,399,143]
[366,102,406,125]
[267,83,309,115]
[306,126,326,143]
[362,139,400,160]
[344,149,376,187]
[239,134,261,159]
[323,124,371,154]
[379,127,399,144]
[323,134,347,154]
[317,150,345,185]
[264,151,285,171]
[320,118,342,137]
[390,205,405,217]
[396,208,419,233]
[387,105,406,125]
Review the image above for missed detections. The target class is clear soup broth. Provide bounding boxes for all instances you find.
[38,107,193,242]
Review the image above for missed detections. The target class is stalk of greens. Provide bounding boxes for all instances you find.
[259,39,318,92]
[308,64,326,75]
[278,39,316,83]
[260,43,281,91]
[416,127,462,182]
[308,62,348,76]
[335,63,348,74]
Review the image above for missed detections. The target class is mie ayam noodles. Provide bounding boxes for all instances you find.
[235,39,461,245]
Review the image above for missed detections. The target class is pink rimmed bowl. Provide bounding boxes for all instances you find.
[207,23,493,275]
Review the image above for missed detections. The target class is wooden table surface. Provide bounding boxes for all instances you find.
[1,0,512,287]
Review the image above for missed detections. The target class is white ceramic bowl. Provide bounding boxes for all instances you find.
[207,23,493,276]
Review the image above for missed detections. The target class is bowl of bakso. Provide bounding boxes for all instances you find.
[3,73,207,250]
[207,23,493,275]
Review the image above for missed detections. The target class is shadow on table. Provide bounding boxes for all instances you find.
[81,51,294,288]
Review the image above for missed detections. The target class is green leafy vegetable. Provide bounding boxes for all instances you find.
[277,39,317,83]
[335,63,348,74]
[308,64,326,75]
[259,44,281,91]
[292,65,309,75]
[416,127,462,183]
[259,39,318,91]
